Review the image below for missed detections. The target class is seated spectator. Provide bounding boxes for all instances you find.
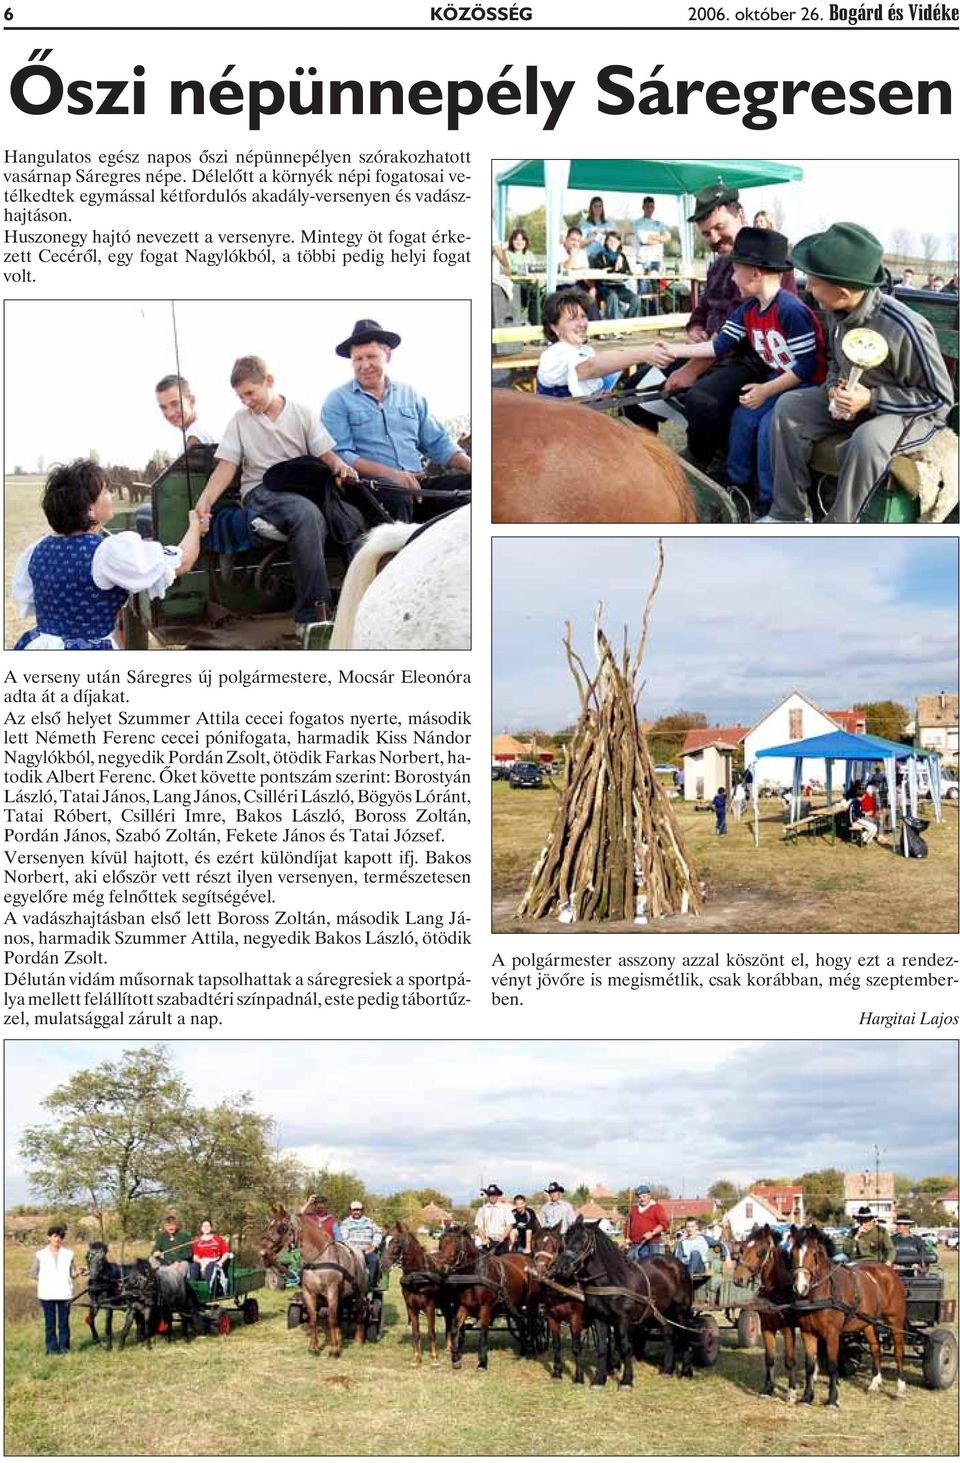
[504,227,541,324]
[899,267,915,289]
[666,229,825,516]
[847,779,879,844]
[766,223,954,523]
[592,231,641,320]
[891,1214,928,1273]
[189,1219,231,1287]
[753,210,775,230]
[927,275,945,292]
[673,1217,712,1275]
[561,226,592,274]
[535,289,671,400]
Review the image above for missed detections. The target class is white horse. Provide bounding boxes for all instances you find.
[330,506,470,650]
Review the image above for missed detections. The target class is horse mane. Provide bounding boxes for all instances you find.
[799,1223,835,1258]
[590,1220,634,1283]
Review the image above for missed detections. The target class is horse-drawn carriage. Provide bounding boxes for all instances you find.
[190,1255,266,1336]
[836,1269,958,1391]
[284,1256,386,1343]
[105,445,470,650]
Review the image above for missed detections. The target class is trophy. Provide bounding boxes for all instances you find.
[829,327,889,419]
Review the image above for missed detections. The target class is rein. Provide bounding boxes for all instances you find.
[555,1232,702,1336]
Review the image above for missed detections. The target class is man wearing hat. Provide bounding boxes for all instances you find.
[665,228,825,510]
[765,221,954,523]
[891,1214,928,1274]
[626,1185,670,1262]
[847,1205,893,1263]
[539,1183,577,1234]
[473,1185,514,1252]
[340,1199,383,1289]
[322,320,471,522]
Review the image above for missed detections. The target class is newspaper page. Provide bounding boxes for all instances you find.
[1,0,958,1455]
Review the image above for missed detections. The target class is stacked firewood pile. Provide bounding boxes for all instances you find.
[516,544,702,924]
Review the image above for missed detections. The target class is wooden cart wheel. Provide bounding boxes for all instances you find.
[736,1308,761,1348]
[242,1297,260,1325]
[923,1328,958,1390]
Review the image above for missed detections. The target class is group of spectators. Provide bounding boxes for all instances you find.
[14,321,470,650]
[528,182,954,526]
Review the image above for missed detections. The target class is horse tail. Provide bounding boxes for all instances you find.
[329,522,418,649]
[639,430,699,523]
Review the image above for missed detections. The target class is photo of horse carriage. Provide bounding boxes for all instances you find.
[837,1269,958,1391]
[106,444,470,651]
[80,1244,265,1347]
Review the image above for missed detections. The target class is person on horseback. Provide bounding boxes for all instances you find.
[339,1200,383,1289]
[847,1206,893,1263]
[473,1185,514,1253]
[322,319,471,523]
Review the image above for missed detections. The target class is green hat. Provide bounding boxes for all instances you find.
[792,222,885,288]
[687,182,740,223]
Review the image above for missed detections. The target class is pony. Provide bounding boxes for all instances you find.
[531,1223,591,1384]
[732,1225,801,1401]
[551,1217,695,1388]
[492,390,699,524]
[329,505,470,650]
[260,1202,368,1359]
[790,1224,908,1407]
[148,1258,201,1343]
[382,1221,454,1366]
[436,1225,538,1370]
[84,1243,157,1351]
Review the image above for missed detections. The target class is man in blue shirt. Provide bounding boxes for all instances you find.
[322,319,471,521]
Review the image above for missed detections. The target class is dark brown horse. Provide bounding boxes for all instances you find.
[532,1224,591,1384]
[732,1225,800,1401]
[552,1217,695,1388]
[260,1202,368,1359]
[492,389,699,524]
[382,1221,453,1366]
[791,1224,907,1406]
[436,1226,538,1370]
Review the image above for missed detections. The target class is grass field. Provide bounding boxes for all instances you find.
[4,1246,957,1456]
[492,781,959,934]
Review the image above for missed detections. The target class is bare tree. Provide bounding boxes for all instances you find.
[920,232,939,267]
[890,227,913,265]
[946,231,958,271]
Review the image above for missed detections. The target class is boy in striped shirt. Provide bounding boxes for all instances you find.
[666,228,825,511]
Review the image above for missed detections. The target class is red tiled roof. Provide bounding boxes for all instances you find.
[752,1185,804,1216]
[827,710,866,734]
[658,1198,717,1222]
[681,726,750,754]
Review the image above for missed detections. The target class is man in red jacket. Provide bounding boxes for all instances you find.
[626,1185,670,1261]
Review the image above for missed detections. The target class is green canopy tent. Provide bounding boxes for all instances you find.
[495,159,804,286]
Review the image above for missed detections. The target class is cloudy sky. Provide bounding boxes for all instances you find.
[493,538,957,734]
[4,1040,957,1207]
[495,159,958,261]
[3,299,470,473]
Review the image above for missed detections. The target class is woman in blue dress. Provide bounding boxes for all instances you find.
[13,459,201,650]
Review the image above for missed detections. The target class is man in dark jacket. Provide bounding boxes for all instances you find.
[848,1206,893,1263]
[151,1214,193,1266]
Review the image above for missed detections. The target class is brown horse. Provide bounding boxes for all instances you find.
[259,1203,368,1359]
[382,1221,453,1366]
[532,1224,591,1384]
[436,1226,538,1370]
[791,1224,907,1407]
[492,389,698,524]
[732,1225,800,1402]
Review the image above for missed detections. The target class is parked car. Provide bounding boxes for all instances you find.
[509,761,544,789]
[939,772,958,800]
[492,765,509,781]
[654,764,679,776]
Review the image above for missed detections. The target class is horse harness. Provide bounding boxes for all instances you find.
[548,1229,701,1336]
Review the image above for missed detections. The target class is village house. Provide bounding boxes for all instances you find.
[914,692,959,766]
[723,1186,803,1239]
[843,1170,896,1222]
[744,693,865,790]
[940,1187,959,1219]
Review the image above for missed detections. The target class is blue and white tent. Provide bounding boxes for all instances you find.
[751,729,942,838]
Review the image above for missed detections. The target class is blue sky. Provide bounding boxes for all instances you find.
[492,538,958,734]
[5,1041,957,1206]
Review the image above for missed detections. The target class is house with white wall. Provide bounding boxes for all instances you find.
[744,692,852,791]
[915,693,959,766]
